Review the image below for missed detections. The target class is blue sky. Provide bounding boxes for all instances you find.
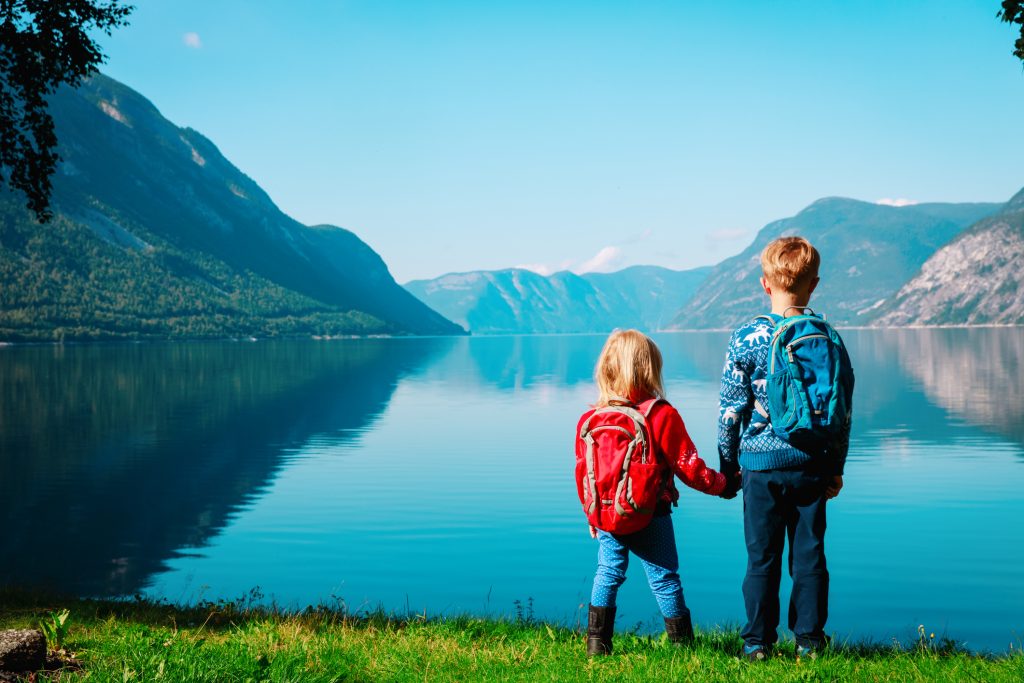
[100,1,1024,282]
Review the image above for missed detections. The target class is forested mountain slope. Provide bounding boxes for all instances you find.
[0,74,463,341]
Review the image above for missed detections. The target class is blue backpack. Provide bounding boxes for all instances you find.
[755,309,854,449]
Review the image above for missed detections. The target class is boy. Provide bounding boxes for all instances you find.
[717,236,851,661]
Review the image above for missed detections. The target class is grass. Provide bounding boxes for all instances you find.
[1,590,1021,682]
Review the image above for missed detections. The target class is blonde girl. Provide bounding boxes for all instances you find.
[577,330,734,655]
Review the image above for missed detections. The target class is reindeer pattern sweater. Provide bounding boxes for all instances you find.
[717,317,850,477]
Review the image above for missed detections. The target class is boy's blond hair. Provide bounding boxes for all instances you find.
[760,236,820,292]
[594,329,665,407]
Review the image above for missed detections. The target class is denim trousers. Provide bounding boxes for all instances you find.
[590,514,689,619]
[741,466,829,648]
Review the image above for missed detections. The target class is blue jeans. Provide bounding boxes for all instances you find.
[741,466,829,649]
[590,514,689,619]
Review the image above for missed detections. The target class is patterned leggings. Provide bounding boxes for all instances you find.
[590,514,689,618]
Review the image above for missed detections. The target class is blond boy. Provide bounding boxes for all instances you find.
[717,236,850,661]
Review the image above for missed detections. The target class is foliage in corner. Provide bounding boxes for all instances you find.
[39,608,71,650]
[999,1,1024,63]
[0,0,133,222]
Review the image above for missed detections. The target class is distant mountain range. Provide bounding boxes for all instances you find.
[403,265,710,334]
[668,198,1002,330]
[0,74,463,341]
[2,75,1020,341]
[405,196,1017,334]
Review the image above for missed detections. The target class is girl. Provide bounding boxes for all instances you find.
[576,329,735,656]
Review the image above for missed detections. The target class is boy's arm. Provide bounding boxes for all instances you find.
[717,330,753,480]
[830,414,851,477]
[653,405,727,496]
[829,345,855,478]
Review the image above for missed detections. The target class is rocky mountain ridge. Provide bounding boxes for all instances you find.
[872,187,1024,326]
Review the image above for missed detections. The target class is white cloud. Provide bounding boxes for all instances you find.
[183,32,202,49]
[575,246,624,274]
[516,258,574,276]
[516,263,554,276]
[875,198,918,207]
[516,238,640,277]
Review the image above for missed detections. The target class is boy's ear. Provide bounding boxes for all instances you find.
[760,276,771,296]
[808,277,820,295]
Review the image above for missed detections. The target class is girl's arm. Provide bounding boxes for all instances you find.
[652,404,727,496]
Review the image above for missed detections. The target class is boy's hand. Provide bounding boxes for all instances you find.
[719,471,742,500]
[825,475,843,499]
[588,525,598,539]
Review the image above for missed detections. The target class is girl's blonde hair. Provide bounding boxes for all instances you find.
[594,329,665,407]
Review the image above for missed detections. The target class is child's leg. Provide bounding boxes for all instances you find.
[786,470,830,648]
[629,515,689,619]
[591,530,630,608]
[741,469,788,648]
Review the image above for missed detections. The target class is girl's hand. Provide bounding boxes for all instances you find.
[588,525,598,539]
[825,475,843,499]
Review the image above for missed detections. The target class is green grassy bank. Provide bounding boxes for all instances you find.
[1,593,1021,682]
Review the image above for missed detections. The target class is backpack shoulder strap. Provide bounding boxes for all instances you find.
[638,397,662,418]
[755,313,786,328]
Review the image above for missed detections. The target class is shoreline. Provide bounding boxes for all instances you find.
[2,323,1023,347]
[0,592,1020,681]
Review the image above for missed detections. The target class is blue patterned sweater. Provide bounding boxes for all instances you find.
[717,316,850,476]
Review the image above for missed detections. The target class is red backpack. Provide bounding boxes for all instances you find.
[575,398,666,535]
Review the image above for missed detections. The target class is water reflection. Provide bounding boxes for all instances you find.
[882,328,1024,445]
[413,329,1021,448]
[420,335,603,390]
[433,332,735,391]
[657,329,1020,450]
[0,330,1021,651]
[0,339,450,595]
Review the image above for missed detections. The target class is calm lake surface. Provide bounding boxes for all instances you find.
[2,330,1022,651]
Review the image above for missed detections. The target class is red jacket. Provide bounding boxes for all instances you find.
[576,398,727,505]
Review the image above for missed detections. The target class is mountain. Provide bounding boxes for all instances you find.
[667,198,1002,330]
[871,187,1024,326]
[0,74,463,341]
[403,265,711,334]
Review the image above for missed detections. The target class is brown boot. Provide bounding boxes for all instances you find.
[586,604,616,656]
[664,613,694,645]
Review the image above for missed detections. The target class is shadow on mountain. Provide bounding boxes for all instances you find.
[0,338,451,595]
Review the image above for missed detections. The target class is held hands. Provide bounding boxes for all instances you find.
[825,475,843,500]
[588,524,598,539]
[719,471,742,500]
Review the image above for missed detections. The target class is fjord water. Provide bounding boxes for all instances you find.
[2,331,1022,651]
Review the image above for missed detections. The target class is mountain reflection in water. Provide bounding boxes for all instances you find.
[1,330,1021,651]
[0,339,451,594]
